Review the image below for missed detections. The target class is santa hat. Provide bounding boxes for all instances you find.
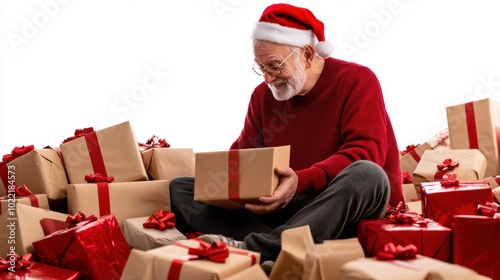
[251,3,334,58]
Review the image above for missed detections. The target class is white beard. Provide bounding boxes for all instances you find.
[268,54,307,101]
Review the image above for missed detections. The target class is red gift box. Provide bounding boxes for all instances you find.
[421,179,493,228]
[32,214,130,280]
[453,214,500,280]
[1,261,80,279]
[357,217,452,262]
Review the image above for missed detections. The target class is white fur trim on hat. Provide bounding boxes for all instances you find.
[251,21,316,48]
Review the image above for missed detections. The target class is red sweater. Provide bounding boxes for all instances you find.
[231,58,403,207]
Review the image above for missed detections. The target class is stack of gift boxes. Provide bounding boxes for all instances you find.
[1,98,500,280]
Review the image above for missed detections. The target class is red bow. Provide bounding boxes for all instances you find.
[376,243,418,261]
[66,212,97,228]
[0,253,32,272]
[139,135,171,150]
[401,172,413,184]
[143,209,176,231]
[477,202,500,217]
[400,144,419,156]
[386,202,427,225]
[62,127,95,143]
[440,173,460,187]
[84,173,114,183]
[188,241,229,263]
[437,158,459,171]
[2,145,35,163]
[14,184,33,196]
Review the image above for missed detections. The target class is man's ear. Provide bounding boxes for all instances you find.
[303,44,315,68]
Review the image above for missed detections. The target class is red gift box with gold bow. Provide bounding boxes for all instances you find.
[420,176,493,229]
[32,213,130,280]
[357,204,452,262]
[453,210,500,280]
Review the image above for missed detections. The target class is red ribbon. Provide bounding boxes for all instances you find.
[66,212,97,228]
[1,145,35,163]
[376,242,418,261]
[62,127,95,143]
[437,158,459,171]
[0,253,32,272]
[400,144,421,163]
[168,240,230,280]
[84,173,114,183]
[227,150,247,205]
[440,173,460,187]
[385,201,428,226]
[401,172,413,184]
[464,102,479,149]
[138,135,171,150]
[477,202,500,217]
[97,182,111,216]
[143,209,176,231]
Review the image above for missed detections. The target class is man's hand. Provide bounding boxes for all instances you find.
[245,166,298,214]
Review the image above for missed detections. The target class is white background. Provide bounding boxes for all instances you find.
[1,0,500,155]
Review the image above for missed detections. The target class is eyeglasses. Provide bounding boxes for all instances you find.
[252,49,297,76]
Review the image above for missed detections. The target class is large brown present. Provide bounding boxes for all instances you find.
[59,121,148,184]
[67,180,171,228]
[0,203,68,256]
[340,256,491,280]
[194,145,290,209]
[412,149,486,199]
[446,98,500,178]
[120,239,260,280]
[1,147,68,199]
[142,148,195,181]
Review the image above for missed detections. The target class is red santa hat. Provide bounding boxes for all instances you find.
[251,3,334,58]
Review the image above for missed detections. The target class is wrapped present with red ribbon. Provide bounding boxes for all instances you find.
[0,145,68,199]
[67,179,171,228]
[0,253,79,279]
[420,176,493,229]
[121,239,260,280]
[401,172,419,203]
[0,203,68,257]
[446,98,500,178]
[194,145,290,209]
[122,209,187,251]
[428,128,450,151]
[340,255,490,279]
[357,203,452,262]
[399,142,432,174]
[412,149,487,199]
[59,121,148,184]
[0,184,49,215]
[33,213,130,280]
[453,213,500,280]
[141,141,195,181]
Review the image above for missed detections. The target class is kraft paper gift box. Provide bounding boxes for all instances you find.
[33,214,130,280]
[302,238,365,280]
[400,142,432,174]
[142,148,195,181]
[405,201,422,215]
[194,145,290,209]
[453,214,500,280]
[67,180,171,228]
[120,239,260,280]
[356,217,452,262]
[123,215,187,251]
[225,264,270,280]
[401,172,418,203]
[0,203,68,257]
[0,256,80,279]
[0,147,68,199]
[0,192,49,215]
[340,256,492,280]
[428,128,450,151]
[420,179,493,229]
[59,121,148,184]
[412,149,487,199]
[446,98,500,178]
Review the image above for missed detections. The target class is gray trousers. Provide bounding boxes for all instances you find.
[169,160,390,261]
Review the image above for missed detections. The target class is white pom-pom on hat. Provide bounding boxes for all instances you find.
[251,3,334,58]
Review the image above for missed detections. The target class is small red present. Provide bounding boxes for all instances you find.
[33,214,130,280]
[453,213,500,280]
[357,209,452,262]
[421,176,493,228]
